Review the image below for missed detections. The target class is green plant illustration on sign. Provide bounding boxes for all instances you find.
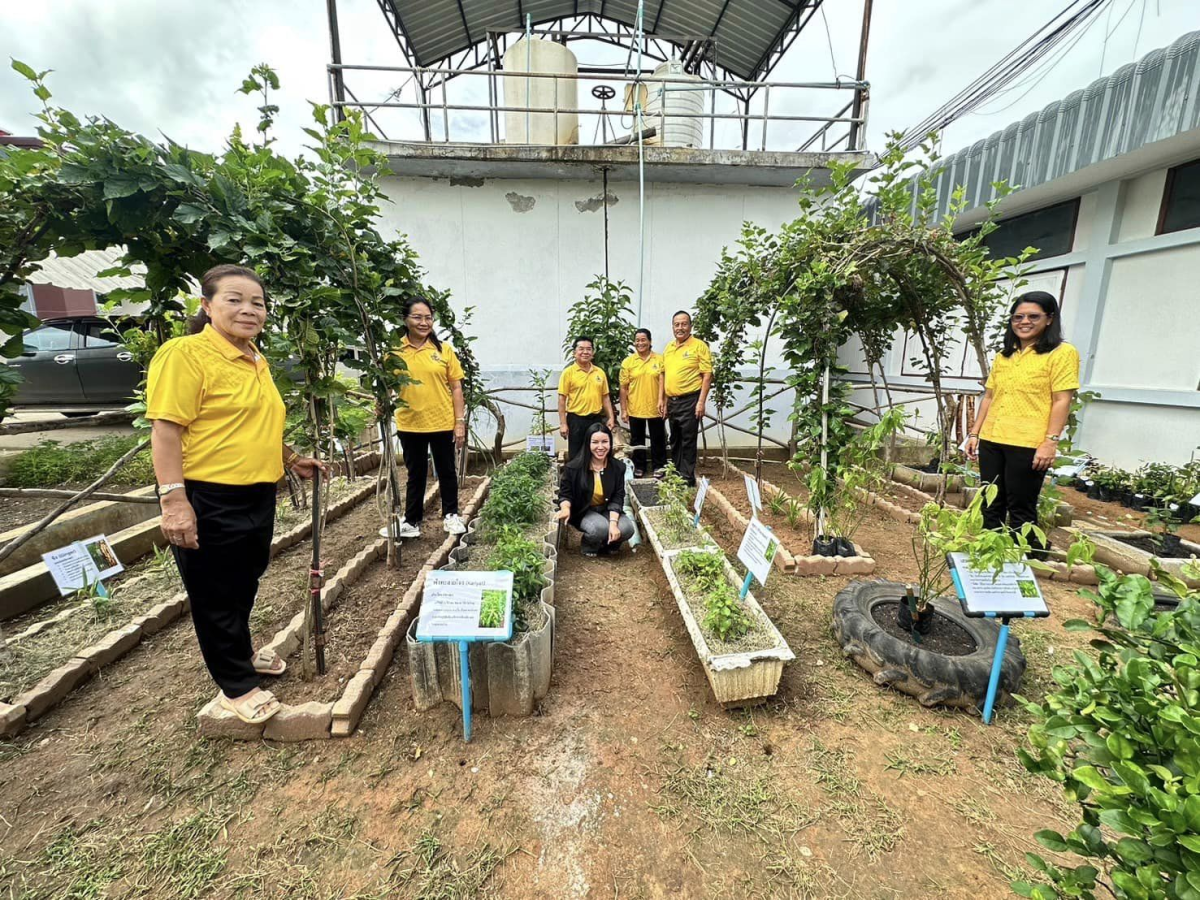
[478,590,506,629]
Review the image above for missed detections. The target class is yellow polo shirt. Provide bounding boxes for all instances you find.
[619,352,664,419]
[981,343,1080,449]
[558,363,609,416]
[392,337,465,433]
[663,336,712,397]
[146,325,285,485]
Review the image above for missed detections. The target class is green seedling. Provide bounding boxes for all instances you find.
[674,550,752,643]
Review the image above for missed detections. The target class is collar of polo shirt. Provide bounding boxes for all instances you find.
[204,324,260,361]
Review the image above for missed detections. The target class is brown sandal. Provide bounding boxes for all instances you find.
[219,690,280,724]
[252,648,286,676]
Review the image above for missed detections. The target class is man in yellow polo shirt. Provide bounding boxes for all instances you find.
[659,310,712,486]
[558,336,616,461]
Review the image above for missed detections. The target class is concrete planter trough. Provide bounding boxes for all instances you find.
[637,504,794,707]
[891,463,966,495]
[1077,528,1200,588]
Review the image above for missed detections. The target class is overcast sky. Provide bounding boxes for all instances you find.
[2,0,1198,160]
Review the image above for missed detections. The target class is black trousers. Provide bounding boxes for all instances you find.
[667,392,701,486]
[397,430,459,524]
[628,416,667,474]
[566,412,604,462]
[977,439,1048,543]
[173,480,275,698]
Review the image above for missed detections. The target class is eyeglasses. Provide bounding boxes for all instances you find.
[1010,314,1045,323]
[407,314,433,323]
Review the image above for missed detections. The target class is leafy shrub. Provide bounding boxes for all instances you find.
[656,464,696,542]
[6,435,154,488]
[479,452,551,533]
[1015,552,1200,900]
[486,526,547,633]
[674,550,752,644]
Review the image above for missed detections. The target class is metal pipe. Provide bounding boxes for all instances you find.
[635,0,646,328]
[848,0,874,151]
[325,0,347,123]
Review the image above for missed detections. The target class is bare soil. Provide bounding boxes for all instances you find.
[0,454,1107,899]
[871,600,978,656]
[1109,532,1185,558]
[1060,482,1200,543]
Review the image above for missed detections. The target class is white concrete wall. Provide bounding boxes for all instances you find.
[377,173,804,448]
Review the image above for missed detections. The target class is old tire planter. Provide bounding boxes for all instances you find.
[832,580,1026,712]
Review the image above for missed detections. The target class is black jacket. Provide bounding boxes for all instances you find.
[557,461,626,529]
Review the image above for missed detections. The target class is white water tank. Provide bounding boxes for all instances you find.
[502,37,579,145]
[627,60,705,148]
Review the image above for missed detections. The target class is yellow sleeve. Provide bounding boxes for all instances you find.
[984,359,997,391]
[146,339,204,426]
[557,367,571,396]
[697,340,713,374]
[1050,345,1081,392]
[619,357,632,388]
[445,344,464,382]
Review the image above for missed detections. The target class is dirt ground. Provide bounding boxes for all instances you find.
[0,456,1099,899]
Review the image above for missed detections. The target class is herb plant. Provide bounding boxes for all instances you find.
[487,526,547,633]
[656,464,698,543]
[674,550,752,644]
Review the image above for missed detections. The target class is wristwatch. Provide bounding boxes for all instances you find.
[159,482,185,497]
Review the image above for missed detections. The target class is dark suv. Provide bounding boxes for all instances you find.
[8,317,142,412]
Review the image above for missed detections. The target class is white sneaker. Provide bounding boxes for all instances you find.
[395,520,421,538]
[443,514,467,535]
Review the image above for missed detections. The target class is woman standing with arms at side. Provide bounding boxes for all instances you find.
[391,297,468,538]
[966,291,1079,545]
[618,328,666,478]
[147,265,325,725]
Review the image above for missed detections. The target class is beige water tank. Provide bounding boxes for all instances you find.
[502,37,579,145]
[625,59,705,148]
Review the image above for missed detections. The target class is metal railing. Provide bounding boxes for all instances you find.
[328,63,869,153]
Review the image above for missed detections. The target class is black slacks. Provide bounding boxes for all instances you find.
[628,415,667,474]
[977,439,1048,543]
[667,392,701,486]
[566,412,605,462]
[173,480,276,698]
[397,430,459,524]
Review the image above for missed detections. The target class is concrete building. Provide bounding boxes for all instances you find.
[855,30,1200,470]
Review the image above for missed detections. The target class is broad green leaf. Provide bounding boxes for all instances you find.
[1034,830,1069,852]
[11,59,37,80]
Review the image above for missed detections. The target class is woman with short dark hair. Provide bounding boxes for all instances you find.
[966,291,1079,544]
[147,264,326,725]
[554,423,635,557]
[618,327,667,477]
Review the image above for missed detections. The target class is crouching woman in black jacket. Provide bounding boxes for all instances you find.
[554,423,635,557]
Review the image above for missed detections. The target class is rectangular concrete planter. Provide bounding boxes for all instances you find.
[638,505,794,707]
[891,463,966,495]
[1079,528,1200,588]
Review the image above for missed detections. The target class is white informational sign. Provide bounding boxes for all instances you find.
[42,534,123,596]
[744,474,763,516]
[416,570,515,641]
[526,434,555,455]
[1190,491,1200,507]
[947,552,1049,617]
[693,477,709,517]
[1051,455,1091,479]
[737,517,779,586]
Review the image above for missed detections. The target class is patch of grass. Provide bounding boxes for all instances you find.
[6,435,153,488]
[806,740,904,860]
[140,810,230,898]
[38,820,125,900]
[883,747,957,777]
[388,831,512,900]
[953,795,998,828]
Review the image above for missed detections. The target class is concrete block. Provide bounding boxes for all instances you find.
[795,555,837,576]
[74,623,143,671]
[262,627,302,661]
[1070,565,1100,586]
[331,670,375,735]
[15,657,95,721]
[132,596,185,636]
[197,695,266,741]
[262,701,333,742]
[835,555,875,576]
[360,635,395,687]
[0,702,27,738]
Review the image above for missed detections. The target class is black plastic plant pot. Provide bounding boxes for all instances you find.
[812,535,838,557]
[1097,485,1112,502]
[1131,493,1150,511]
[1086,481,1100,500]
[835,536,857,557]
[897,597,934,635]
[1117,488,1133,507]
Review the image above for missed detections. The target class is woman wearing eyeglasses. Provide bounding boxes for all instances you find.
[965,291,1079,545]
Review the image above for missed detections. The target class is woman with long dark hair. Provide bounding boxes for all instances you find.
[554,422,635,557]
[147,264,325,724]
[966,291,1079,543]
[391,296,467,538]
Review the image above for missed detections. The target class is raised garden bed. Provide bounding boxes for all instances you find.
[197,476,491,741]
[833,580,1026,712]
[1,474,386,738]
[1074,528,1200,588]
[890,462,967,495]
[408,454,559,719]
[637,496,794,707]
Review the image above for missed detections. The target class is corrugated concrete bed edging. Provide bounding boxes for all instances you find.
[716,463,877,576]
[196,476,492,742]
[1,477,382,739]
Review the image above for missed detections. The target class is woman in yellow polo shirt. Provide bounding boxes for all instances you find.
[147,264,324,725]
[618,328,666,478]
[966,291,1080,544]
[392,297,467,538]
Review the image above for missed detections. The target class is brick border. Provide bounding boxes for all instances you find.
[715,463,877,576]
[196,476,492,742]
[3,475,383,740]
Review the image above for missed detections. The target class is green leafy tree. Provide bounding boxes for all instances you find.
[562,276,636,404]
